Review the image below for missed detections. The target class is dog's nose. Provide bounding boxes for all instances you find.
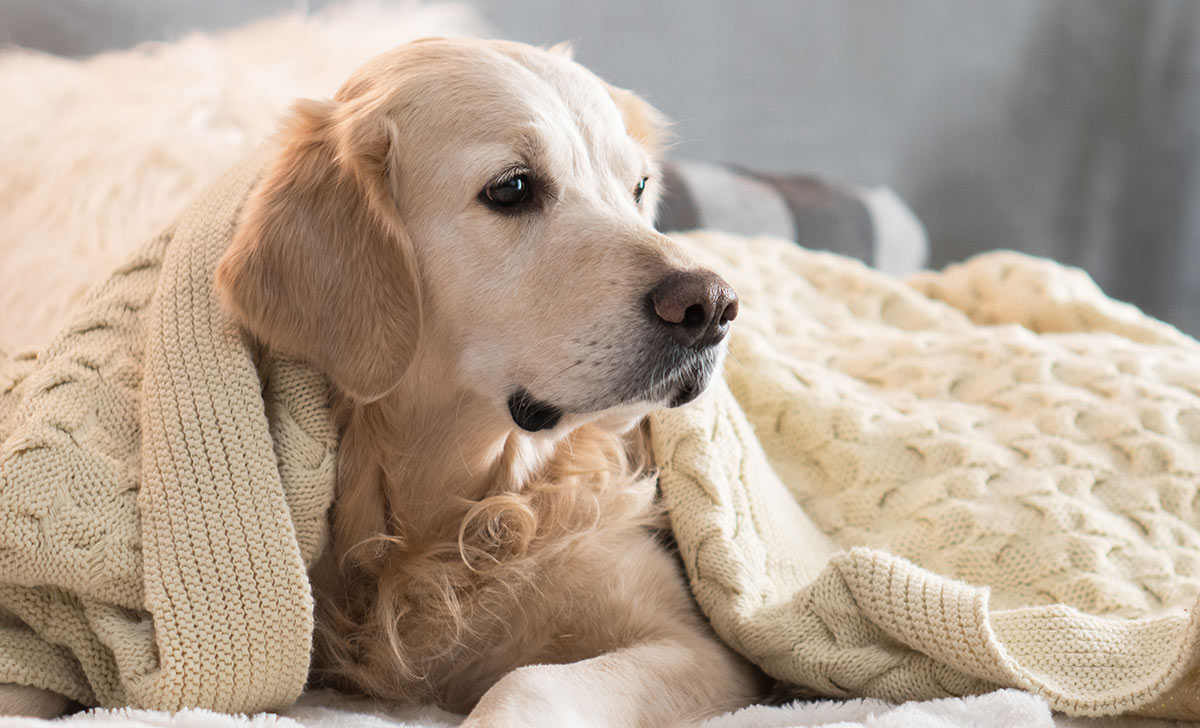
[648,270,739,349]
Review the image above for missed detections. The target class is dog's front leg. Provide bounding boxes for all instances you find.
[461,635,758,728]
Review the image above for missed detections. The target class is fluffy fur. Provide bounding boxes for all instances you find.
[0,1,483,353]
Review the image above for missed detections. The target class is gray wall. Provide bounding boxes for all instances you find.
[3,0,1199,335]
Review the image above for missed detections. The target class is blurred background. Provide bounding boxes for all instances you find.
[3,0,1199,336]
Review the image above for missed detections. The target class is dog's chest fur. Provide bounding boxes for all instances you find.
[309,419,673,712]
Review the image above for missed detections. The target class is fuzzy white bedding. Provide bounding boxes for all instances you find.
[0,3,1192,727]
[0,689,1183,728]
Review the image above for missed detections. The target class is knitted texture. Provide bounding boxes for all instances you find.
[0,149,337,712]
[654,231,1200,720]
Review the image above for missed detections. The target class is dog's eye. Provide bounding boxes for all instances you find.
[634,177,648,203]
[484,174,532,208]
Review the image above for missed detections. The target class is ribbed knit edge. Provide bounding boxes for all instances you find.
[135,148,313,712]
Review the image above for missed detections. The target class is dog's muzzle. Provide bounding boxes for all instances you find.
[507,269,738,430]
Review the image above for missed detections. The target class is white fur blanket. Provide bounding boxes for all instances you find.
[0,1,485,353]
[0,3,1188,727]
[0,688,1181,728]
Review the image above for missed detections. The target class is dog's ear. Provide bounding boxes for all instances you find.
[606,84,671,220]
[216,99,421,402]
[605,84,671,158]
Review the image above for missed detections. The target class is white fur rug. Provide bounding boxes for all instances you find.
[0,688,1183,728]
[0,3,1187,727]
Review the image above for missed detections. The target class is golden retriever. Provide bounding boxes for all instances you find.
[0,38,761,725]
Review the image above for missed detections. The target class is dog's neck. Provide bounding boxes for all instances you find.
[380,382,555,506]
[329,350,566,563]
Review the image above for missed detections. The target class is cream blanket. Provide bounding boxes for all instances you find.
[0,151,337,713]
[654,231,1200,720]
[4,147,1199,720]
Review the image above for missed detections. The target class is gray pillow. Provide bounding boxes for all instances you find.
[658,160,928,277]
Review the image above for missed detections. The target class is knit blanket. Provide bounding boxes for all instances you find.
[5,146,1200,720]
[0,149,337,713]
[653,231,1200,720]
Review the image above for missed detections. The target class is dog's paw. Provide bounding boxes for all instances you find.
[462,664,596,728]
[462,701,590,728]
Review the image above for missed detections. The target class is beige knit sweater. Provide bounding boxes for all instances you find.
[0,150,337,713]
[654,231,1200,720]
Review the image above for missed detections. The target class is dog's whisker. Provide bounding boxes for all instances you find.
[512,334,575,390]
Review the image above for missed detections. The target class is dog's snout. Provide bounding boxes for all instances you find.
[648,271,739,349]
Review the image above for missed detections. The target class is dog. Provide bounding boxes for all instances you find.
[0,38,762,725]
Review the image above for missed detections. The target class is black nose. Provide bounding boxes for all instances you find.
[648,270,739,349]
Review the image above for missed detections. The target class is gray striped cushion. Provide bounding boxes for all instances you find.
[657,160,928,277]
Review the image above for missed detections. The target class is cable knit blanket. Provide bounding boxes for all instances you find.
[653,231,1200,720]
[4,144,1200,721]
[0,150,337,713]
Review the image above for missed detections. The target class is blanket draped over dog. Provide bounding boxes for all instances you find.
[0,150,337,713]
[4,147,1200,719]
[652,232,1200,720]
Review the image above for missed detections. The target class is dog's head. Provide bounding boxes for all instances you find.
[217,38,737,435]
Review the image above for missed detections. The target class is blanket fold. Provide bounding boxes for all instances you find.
[654,232,1200,720]
[0,149,337,713]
